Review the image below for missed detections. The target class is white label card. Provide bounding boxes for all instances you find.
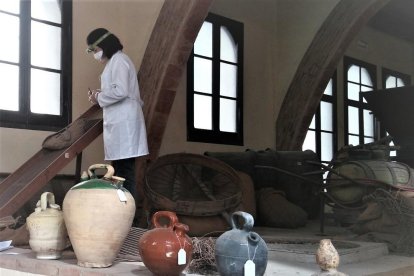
[117,189,127,202]
[178,248,186,265]
[244,260,255,276]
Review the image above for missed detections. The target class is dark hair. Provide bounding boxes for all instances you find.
[86,28,123,59]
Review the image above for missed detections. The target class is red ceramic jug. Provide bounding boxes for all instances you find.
[139,211,193,275]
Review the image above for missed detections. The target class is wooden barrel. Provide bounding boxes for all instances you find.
[327,160,414,204]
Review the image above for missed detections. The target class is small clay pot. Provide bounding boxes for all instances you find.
[139,211,192,276]
[27,192,67,259]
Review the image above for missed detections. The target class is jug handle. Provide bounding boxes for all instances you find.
[231,211,254,231]
[87,164,115,179]
[152,211,179,229]
[40,192,56,211]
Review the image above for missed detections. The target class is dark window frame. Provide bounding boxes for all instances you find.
[187,13,244,145]
[343,56,377,146]
[0,0,72,131]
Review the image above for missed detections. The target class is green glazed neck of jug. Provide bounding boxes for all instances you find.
[71,178,119,190]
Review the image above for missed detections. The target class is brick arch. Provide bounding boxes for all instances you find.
[275,0,391,150]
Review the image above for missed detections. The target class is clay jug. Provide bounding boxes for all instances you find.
[26,192,67,259]
[63,164,135,268]
[139,211,192,275]
[215,211,268,276]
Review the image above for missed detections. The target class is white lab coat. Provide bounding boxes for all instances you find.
[97,51,149,160]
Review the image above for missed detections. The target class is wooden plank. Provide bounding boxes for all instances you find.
[275,0,391,150]
[0,105,100,196]
[0,105,102,217]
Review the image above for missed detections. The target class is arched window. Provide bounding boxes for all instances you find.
[187,13,244,145]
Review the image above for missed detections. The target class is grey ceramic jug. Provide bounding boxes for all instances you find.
[215,211,268,275]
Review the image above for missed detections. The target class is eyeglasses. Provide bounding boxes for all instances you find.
[86,32,111,53]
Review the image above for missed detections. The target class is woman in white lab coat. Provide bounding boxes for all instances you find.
[86,28,149,200]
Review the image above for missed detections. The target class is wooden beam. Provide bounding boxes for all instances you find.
[0,105,103,217]
[138,0,213,160]
[275,0,391,151]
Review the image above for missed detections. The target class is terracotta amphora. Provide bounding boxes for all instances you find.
[139,211,193,275]
[63,164,135,268]
[27,192,67,259]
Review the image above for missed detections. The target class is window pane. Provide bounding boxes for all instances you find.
[309,115,315,129]
[348,106,359,135]
[0,63,19,111]
[302,130,316,152]
[194,57,212,94]
[389,136,396,157]
[348,134,359,146]
[348,65,359,83]
[321,132,333,162]
[194,22,212,57]
[320,101,332,131]
[364,137,374,144]
[31,69,61,115]
[220,98,236,132]
[0,13,19,63]
[348,82,360,101]
[363,109,374,137]
[0,1,19,14]
[397,78,405,87]
[194,94,212,130]
[385,76,396,88]
[361,67,373,86]
[31,0,61,24]
[360,86,372,92]
[31,21,61,70]
[361,86,372,103]
[220,26,237,63]
[324,79,332,96]
[220,62,237,98]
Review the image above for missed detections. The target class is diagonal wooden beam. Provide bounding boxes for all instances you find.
[276,0,391,151]
[0,105,103,217]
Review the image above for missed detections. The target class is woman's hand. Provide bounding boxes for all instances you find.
[88,89,101,105]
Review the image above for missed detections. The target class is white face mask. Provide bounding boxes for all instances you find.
[94,50,103,61]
